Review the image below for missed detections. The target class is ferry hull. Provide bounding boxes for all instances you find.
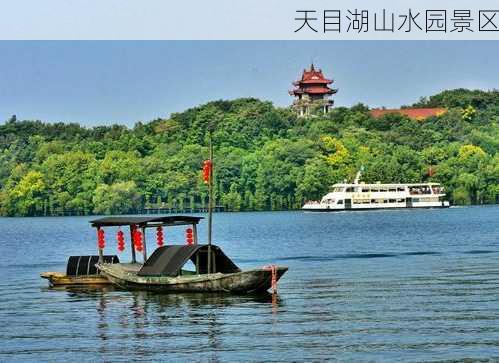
[302,204,450,212]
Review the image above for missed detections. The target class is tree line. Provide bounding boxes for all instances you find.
[0,89,498,216]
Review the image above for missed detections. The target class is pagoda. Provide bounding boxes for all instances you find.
[289,64,338,116]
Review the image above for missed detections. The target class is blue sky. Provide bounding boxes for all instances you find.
[0,41,497,127]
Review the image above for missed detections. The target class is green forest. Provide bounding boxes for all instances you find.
[0,88,498,216]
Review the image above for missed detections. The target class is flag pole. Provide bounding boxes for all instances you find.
[207,130,213,274]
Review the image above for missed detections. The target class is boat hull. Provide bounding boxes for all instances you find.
[98,264,288,294]
[40,272,111,286]
[302,204,451,212]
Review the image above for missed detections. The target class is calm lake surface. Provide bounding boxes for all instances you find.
[1,206,498,361]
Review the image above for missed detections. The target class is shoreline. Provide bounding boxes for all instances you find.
[1,203,498,218]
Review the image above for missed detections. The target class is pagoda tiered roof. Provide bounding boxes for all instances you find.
[290,63,337,96]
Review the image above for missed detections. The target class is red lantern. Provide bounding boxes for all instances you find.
[133,229,143,252]
[117,229,125,252]
[97,228,105,249]
[156,226,164,247]
[185,227,194,245]
[202,160,212,184]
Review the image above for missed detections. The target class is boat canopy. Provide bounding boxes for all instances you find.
[90,215,203,228]
[138,245,240,277]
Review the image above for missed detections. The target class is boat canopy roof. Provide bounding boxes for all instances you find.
[90,215,203,228]
[138,245,240,277]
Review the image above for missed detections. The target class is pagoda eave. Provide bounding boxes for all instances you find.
[299,79,333,85]
[302,86,336,93]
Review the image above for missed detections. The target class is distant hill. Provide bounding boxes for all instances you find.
[0,91,498,216]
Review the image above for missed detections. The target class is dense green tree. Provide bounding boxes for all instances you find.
[4,170,47,216]
[0,89,498,216]
[92,181,141,215]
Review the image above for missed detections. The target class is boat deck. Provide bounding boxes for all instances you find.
[116,263,143,273]
[40,272,111,286]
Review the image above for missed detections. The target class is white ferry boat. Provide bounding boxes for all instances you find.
[302,171,450,211]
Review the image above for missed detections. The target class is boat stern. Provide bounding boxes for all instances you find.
[233,265,288,293]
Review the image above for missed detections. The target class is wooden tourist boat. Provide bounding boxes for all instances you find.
[41,215,287,293]
[92,216,287,293]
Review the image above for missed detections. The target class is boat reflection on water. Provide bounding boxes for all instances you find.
[43,285,284,359]
[64,286,281,321]
[54,285,283,310]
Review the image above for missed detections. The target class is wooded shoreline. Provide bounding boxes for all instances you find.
[1,89,498,217]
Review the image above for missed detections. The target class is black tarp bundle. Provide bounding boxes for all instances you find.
[67,255,119,276]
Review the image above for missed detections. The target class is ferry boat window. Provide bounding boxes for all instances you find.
[371,188,379,192]
[362,188,369,192]
[389,199,396,203]
[346,187,355,193]
[411,186,432,195]
[389,188,396,192]
[371,199,377,203]
[333,187,344,192]
[337,200,343,204]
[431,186,442,194]
[397,198,404,203]
[380,188,388,192]
[397,187,405,192]
[410,186,423,195]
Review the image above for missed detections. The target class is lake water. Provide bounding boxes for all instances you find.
[0,206,498,361]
